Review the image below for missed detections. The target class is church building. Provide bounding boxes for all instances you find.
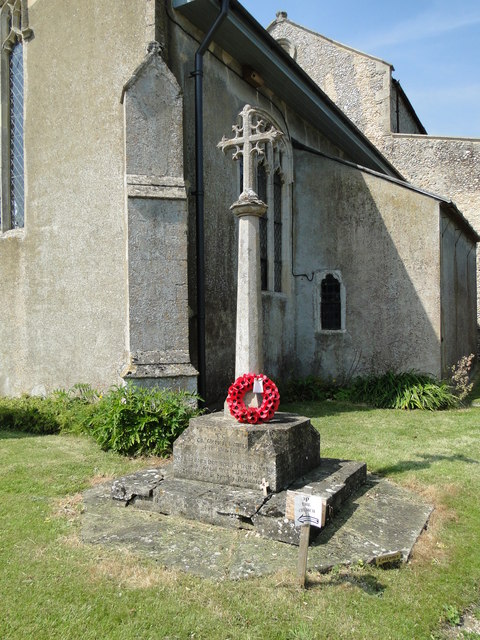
[0,0,477,405]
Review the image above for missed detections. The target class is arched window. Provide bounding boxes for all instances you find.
[321,274,341,330]
[254,135,291,293]
[0,0,32,231]
[315,270,346,332]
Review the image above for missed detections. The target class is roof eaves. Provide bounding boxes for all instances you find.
[172,0,403,179]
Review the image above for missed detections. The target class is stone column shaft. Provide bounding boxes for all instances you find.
[235,210,263,377]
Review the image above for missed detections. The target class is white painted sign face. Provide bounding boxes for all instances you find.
[294,494,325,528]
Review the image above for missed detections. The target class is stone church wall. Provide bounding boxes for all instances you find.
[383,135,480,230]
[293,151,444,380]
[0,0,150,395]
[440,208,477,373]
[268,16,392,143]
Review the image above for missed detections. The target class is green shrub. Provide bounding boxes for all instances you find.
[88,384,201,456]
[337,371,457,410]
[0,395,61,434]
[0,383,101,435]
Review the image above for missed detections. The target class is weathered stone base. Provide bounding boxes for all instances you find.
[84,474,433,579]
[173,412,321,492]
[111,457,366,545]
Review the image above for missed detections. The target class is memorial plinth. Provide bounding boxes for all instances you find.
[173,412,320,492]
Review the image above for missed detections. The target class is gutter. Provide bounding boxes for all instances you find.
[192,0,230,404]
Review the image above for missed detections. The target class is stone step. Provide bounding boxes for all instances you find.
[110,457,366,545]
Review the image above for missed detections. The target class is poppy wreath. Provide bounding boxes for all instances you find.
[226,373,280,424]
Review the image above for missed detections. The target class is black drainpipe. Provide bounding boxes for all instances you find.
[192,0,230,404]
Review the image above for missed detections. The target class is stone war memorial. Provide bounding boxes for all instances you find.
[83,107,433,576]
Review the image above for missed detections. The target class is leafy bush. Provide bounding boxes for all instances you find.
[0,383,100,435]
[0,395,61,434]
[337,371,457,410]
[88,384,201,456]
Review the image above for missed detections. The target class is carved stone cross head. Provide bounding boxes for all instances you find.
[218,104,284,197]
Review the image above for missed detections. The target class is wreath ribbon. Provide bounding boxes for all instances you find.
[226,373,280,424]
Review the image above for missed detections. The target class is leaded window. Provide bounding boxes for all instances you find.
[254,144,288,292]
[8,39,23,227]
[273,170,282,292]
[257,161,268,291]
[0,0,31,231]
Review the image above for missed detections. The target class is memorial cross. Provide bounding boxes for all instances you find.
[218,104,283,196]
[218,106,283,378]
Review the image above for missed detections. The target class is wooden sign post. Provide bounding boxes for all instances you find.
[291,487,326,587]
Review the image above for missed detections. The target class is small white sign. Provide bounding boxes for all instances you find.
[253,377,264,393]
[294,493,325,528]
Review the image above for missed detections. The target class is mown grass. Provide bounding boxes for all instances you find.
[0,401,479,640]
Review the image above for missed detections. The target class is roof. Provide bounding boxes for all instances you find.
[172,0,403,179]
[392,79,427,135]
[268,14,428,136]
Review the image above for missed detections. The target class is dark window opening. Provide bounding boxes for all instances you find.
[321,274,341,330]
[273,170,282,292]
[257,162,268,291]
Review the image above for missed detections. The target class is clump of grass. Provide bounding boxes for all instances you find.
[337,371,457,410]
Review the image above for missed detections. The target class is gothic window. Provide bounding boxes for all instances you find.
[321,274,341,329]
[257,161,268,291]
[231,107,292,295]
[255,143,290,293]
[0,0,31,231]
[315,270,346,332]
[273,169,282,292]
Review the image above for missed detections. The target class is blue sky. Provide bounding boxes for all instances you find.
[240,0,480,138]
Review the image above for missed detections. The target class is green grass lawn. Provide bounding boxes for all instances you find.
[0,401,479,640]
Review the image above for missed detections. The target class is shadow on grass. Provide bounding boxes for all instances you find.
[377,452,479,476]
[282,400,373,419]
[320,572,386,595]
[0,429,39,440]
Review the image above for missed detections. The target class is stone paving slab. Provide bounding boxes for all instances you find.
[81,475,432,580]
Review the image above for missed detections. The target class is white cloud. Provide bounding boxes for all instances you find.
[359,6,480,50]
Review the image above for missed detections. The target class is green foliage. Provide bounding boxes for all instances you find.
[0,383,100,435]
[0,395,61,434]
[88,384,201,456]
[337,371,457,410]
[442,604,461,626]
[1,402,480,639]
[0,383,200,456]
